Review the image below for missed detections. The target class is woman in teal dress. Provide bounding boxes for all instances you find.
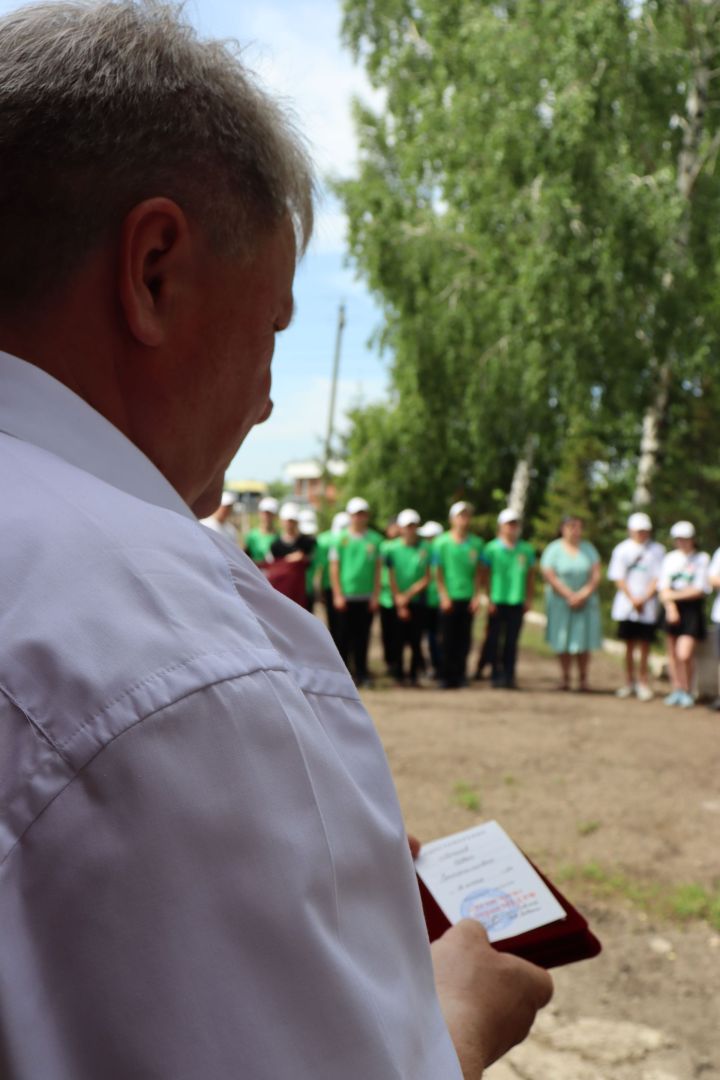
[540,515,602,691]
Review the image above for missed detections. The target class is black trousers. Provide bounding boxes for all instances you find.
[323,588,341,649]
[485,604,524,684]
[394,603,425,682]
[440,600,473,688]
[380,605,398,671]
[337,599,373,682]
[424,606,442,677]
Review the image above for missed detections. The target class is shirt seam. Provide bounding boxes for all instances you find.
[0,665,354,869]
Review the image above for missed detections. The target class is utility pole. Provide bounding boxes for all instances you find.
[322,302,346,482]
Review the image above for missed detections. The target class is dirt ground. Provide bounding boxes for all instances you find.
[362,638,720,1077]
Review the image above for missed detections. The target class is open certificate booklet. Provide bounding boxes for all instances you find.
[415,821,601,969]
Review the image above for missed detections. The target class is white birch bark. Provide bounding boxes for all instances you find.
[508,434,537,519]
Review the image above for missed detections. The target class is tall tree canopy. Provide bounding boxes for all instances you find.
[336,0,720,545]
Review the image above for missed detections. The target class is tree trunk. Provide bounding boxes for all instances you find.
[508,434,537,519]
[632,363,672,508]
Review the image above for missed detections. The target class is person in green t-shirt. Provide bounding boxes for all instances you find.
[315,511,349,646]
[481,509,536,689]
[329,497,382,687]
[418,520,444,679]
[379,518,401,674]
[434,501,484,689]
[386,509,430,685]
[244,495,279,563]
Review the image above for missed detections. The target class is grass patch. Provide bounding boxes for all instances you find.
[577,820,601,837]
[557,861,720,930]
[453,781,482,813]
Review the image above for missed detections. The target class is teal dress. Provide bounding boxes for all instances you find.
[541,539,602,654]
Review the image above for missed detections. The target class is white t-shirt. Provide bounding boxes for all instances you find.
[658,549,710,598]
[608,538,665,623]
[709,547,720,622]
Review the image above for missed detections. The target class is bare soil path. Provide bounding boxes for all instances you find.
[362,644,720,1078]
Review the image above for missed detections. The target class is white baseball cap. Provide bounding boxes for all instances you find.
[220,491,237,507]
[346,497,370,515]
[418,520,443,538]
[627,512,652,532]
[498,508,520,525]
[279,502,301,521]
[449,500,472,520]
[397,508,421,528]
[258,496,279,514]
[299,509,318,535]
[331,511,350,532]
[670,520,695,539]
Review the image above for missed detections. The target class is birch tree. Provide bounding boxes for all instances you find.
[337,0,720,525]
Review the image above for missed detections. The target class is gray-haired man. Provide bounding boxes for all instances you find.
[0,4,551,1078]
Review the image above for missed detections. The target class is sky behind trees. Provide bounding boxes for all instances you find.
[0,0,384,480]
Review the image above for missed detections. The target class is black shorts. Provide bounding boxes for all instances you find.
[617,620,657,643]
[665,599,706,641]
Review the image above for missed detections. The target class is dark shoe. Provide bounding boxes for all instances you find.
[709,697,720,711]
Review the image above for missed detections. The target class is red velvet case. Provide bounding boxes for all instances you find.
[417,858,601,969]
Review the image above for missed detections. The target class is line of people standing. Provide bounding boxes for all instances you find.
[231,495,537,691]
[203,493,720,707]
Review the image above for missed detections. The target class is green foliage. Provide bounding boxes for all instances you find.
[452,781,482,813]
[558,861,720,930]
[336,0,720,540]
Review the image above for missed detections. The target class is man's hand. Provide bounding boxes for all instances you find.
[441,596,453,613]
[431,920,553,1079]
[334,593,347,612]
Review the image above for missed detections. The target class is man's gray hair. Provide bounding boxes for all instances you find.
[0,0,315,310]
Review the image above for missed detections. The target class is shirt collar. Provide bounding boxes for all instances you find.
[0,350,195,519]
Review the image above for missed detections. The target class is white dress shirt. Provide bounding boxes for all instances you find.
[0,351,461,1080]
[200,512,239,542]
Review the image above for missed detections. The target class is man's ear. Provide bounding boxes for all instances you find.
[118,198,192,346]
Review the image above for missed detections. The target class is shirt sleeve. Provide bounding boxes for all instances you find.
[658,554,672,591]
[694,553,711,593]
[0,673,462,1080]
[583,541,601,565]
[709,548,720,582]
[607,543,626,583]
[540,541,556,571]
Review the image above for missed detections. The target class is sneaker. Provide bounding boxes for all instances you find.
[635,684,654,703]
[616,684,635,699]
[664,690,682,706]
[678,690,695,708]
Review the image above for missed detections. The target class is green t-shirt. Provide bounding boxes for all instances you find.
[333,528,383,597]
[315,530,336,591]
[433,532,484,601]
[482,537,536,605]
[245,527,277,563]
[379,538,395,609]
[426,536,442,608]
[385,538,430,601]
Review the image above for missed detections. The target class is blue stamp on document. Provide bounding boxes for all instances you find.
[460,888,519,934]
